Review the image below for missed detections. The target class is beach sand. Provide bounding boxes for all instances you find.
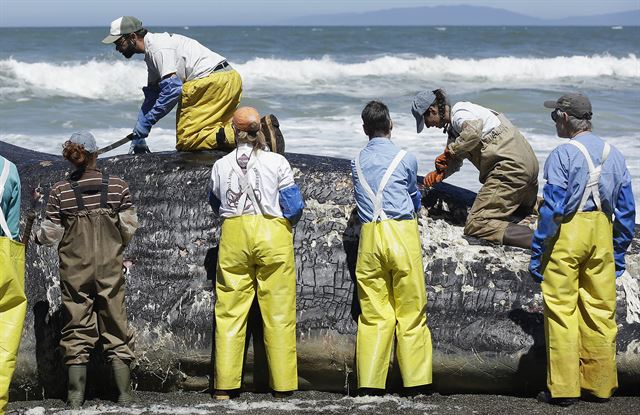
[6,390,640,415]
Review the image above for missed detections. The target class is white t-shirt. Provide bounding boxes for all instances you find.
[144,32,226,83]
[450,102,501,136]
[210,144,296,218]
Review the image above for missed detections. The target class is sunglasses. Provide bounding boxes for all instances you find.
[115,35,129,47]
[551,109,565,122]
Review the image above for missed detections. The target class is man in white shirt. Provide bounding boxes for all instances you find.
[412,89,539,248]
[103,16,242,153]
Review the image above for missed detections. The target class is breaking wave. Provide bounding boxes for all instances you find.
[0,54,638,101]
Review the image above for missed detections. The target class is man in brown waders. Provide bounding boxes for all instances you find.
[36,132,139,408]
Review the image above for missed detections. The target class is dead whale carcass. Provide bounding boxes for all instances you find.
[2,141,639,398]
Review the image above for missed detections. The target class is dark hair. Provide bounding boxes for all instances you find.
[134,28,148,37]
[361,100,392,138]
[431,89,450,133]
[62,141,92,169]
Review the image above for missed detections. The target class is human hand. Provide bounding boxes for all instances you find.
[423,170,445,188]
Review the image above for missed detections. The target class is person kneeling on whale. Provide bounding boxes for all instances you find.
[35,132,139,408]
[102,16,286,156]
[412,89,539,249]
[351,100,432,394]
[208,107,304,400]
[530,93,635,406]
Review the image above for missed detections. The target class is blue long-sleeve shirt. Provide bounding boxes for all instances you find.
[351,137,421,223]
[0,156,21,240]
[530,131,635,280]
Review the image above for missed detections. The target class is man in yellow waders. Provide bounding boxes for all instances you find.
[103,16,242,153]
[351,101,432,393]
[530,94,635,406]
[208,107,304,399]
[412,89,539,249]
[0,156,26,415]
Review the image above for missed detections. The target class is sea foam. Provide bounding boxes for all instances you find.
[1,54,638,101]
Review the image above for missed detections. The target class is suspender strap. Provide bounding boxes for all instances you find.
[0,161,14,239]
[355,149,407,222]
[100,173,110,208]
[568,140,611,211]
[68,173,111,210]
[228,155,264,216]
[70,180,86,210]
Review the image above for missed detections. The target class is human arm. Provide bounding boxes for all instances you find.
[117,179,139,246]
[4,162,21,240]
[447,119,484,159]
[35,189,64,246]
[612,177,635,278]
[406,154,422,212]
[278,159,304,226]
[529,183,568,282]
[208,163,222,216]
[133,74,183,140]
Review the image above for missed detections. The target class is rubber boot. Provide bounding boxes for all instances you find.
[502,223,533,249]
[112,358,133,405]
[67,365,87,409]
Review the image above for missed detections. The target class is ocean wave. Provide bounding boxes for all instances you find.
[0,54,638,101]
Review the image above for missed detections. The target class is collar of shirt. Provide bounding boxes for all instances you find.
[366,137,394,148]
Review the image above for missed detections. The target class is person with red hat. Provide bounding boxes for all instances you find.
[207,107,304,400]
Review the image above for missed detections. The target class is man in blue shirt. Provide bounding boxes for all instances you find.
[530,93,635,406]
[351,101,432,393]
[0,155,27,413]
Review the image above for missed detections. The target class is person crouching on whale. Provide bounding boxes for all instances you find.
[35,132,139,408]
[412,89,539,248]
[351,100,432,394]
[208,107,304,400]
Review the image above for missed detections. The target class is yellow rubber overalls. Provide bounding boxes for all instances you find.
[354,150,432,389]
[0,161,27,414]
[214,154,298,392]
[542,140,618,399]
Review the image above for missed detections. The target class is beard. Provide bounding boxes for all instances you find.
[120,39,136,59]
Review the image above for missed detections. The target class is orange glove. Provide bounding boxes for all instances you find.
[423,170,445,188]
[434,147,453,172]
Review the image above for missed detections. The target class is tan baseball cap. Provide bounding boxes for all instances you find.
[232,107,261,133]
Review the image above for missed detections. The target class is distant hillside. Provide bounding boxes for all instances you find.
[283,5,640,26]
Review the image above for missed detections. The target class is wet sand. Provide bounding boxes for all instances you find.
[6,391,640,415]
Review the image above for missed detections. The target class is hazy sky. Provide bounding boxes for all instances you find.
[1,0,638,27]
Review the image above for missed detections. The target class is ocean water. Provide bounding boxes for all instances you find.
[1,26,639,206]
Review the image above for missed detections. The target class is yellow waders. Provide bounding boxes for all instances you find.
[542,212,617,398]
[355,219,432,389]
[542,140,617,399]
[176,69,242,151]
[214,215,297,392]
[0,163,27,413]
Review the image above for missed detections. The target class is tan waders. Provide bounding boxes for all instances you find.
[454,115,539,246]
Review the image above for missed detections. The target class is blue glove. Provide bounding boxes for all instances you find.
[529,256,544,283]
[134,75,183,140]
[279,184,305,226]
[129,137,150,154]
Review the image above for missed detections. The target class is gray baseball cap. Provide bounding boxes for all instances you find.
[68,131,98,153]
[102,16,143,44]
[544,93,592,120]
[411,91,435,133]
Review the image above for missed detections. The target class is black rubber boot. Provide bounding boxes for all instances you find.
[502,223,533,249]
[112,358,133,405]
[537,390,578,407]
[67,365,87,409]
